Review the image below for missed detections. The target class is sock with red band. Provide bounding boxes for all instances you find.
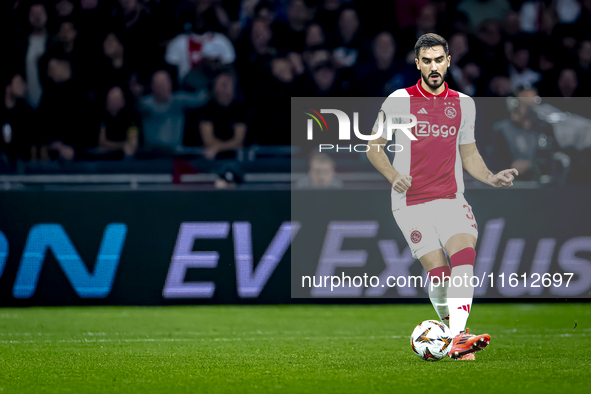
[428,266,451,326]
[448,247,476,337]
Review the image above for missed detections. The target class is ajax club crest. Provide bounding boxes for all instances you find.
[444,106,457,119]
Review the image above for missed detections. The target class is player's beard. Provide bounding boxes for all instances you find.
[421,68,447,91]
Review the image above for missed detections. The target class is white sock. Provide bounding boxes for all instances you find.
[428,279,450,326]
[447,264,474,337]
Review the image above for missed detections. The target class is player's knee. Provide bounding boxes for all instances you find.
[450,247,475,268]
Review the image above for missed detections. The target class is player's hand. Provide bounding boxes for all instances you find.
[488,168,518,187]
[391,174,412,193]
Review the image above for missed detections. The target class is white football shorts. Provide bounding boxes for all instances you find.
[392,194,478,259]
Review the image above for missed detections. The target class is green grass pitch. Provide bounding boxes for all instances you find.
[1,303,590,393]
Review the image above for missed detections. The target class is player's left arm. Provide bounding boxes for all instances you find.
[459,143,518,187]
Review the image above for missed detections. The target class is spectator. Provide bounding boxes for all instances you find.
[271,0,311,53]
[303,46,331,72]
[488,75,512,96]
[2,0,591,174]
[21,2,50,109]
[98,86,140,158]
[489,88,554,179]
[479,76,512,148]
[165,30,236,91]
[253,0,276,26]
[449,32,470,65]
[415,4,437,35]
[239,0,276,34]
[221,0,242,42]
[457,0,512,32]
[507,42,541,91]
[172,0,231,35]
[503,11,521,38]
[450,62,482,97]
[354,32,413,96]
[475,19,507,79]
[305,23,326,49]
[236,18,275,95]
[555,0,581,25]
[54,0,76,19]
[447,32,483,95]
[295,153,343,189]
[309,56,342,96]
[95,32,136,102]
[240,0,263,24]
[552,24,579,63]
[536,49,560,96]
[394,0,430,31]
[40,19,89,89]
[557,68,580,97]
[138,69,208,155]
[332,7,361,70]
[1,74,37,163]
[399,3,439,57]
[81,1,100,12]
[197,72,247,159]
[248,18,275,58]
[302,48,347,96]
[37,57,95,161]
[519,0,546,33]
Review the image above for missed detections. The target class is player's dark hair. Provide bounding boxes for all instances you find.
[414,33,449,59]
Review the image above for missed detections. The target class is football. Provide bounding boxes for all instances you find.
[410,320,453,361]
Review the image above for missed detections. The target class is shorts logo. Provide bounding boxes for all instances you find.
[444,106,457,119]
[410,230,422,244]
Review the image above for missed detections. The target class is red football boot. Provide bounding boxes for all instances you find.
[449,328,491,359]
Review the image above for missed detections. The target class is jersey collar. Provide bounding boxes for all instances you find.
[416,79,449,99]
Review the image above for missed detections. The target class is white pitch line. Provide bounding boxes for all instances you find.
[0,335,402,345]
[0,331,295,337]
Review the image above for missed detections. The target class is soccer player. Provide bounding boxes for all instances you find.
[366,33,518,360]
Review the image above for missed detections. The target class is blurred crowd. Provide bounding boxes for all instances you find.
[1,0,591,182]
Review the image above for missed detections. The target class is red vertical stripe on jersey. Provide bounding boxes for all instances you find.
[404,81,461,206]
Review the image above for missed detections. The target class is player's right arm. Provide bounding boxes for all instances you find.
[366,131,412,193]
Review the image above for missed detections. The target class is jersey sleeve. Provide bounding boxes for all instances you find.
[371,89,407,138]
[458,94,476,145]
